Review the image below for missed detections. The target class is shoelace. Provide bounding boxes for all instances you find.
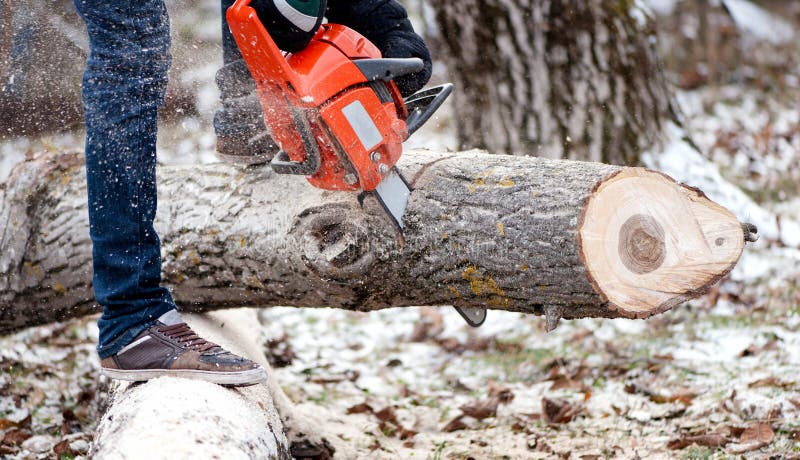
[156,323,222,353]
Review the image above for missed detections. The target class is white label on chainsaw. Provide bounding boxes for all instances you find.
[342,101,383,151]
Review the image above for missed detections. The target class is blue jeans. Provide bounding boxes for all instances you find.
[76,0,249,358]
[75,0,177,358]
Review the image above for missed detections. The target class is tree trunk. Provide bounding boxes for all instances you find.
[0,150,746,333]
[430,0,674,165]
[0,0,86,135]
[0,0,200,136]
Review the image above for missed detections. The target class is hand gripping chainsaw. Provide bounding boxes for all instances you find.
[226,0,486,327]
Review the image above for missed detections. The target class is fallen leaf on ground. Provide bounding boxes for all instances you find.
[2,429,32,446]
[748,377,796,390]
[667,433,729,450]
[740,423,774,444]
[53,438,74,456]
[739,339,778,357]
[549,376,585,391]
[442,415,468,432]
[346,402,374,415]
[374,406,399,425]
[408,307,444,342]
[309,369,360,384]
[264,333,296,368]
[542,397,582,424]
[625,381,696,405]
[649,388,697,405]
[459,385,514,420]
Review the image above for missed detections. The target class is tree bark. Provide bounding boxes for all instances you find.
[0,150,745,333]
[429,0,674,165]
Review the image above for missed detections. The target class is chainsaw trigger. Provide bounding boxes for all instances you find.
[404,83,453,136]
[270,149,320,175]
[353,58,424,82]
[269,106,321,176]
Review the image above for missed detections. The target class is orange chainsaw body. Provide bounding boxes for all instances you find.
[226,0,408,191]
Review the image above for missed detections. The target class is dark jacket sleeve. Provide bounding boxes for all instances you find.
[326,0,432,96]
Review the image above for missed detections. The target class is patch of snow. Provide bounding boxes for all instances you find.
[642,0,678,15]
[642,122,781,241]
[721,0,795,45]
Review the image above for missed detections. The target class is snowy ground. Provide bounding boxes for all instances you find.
[2,80,800,458]
[3,2,800,459]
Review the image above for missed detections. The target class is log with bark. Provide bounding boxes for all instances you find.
[0,149,749,334]
[91,308,342,459]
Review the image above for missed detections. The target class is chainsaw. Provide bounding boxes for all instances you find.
[226,0,486,328]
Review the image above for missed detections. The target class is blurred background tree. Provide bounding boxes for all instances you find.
[429,0,674,165]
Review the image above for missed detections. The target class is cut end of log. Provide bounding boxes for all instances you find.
[578,168,744,318]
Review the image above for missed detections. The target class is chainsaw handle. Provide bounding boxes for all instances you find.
[352,58,424,82]
[404,83,453,137]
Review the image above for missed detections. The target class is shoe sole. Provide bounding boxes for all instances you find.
[101,367,268,387]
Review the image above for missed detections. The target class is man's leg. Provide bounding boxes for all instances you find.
[74,0,266,386]
[74,0,176,358]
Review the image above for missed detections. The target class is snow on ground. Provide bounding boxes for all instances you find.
[5,80,798,458]
[1,81,799,458]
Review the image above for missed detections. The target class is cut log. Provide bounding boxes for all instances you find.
[0,149,747,333]
[578,168,744,318]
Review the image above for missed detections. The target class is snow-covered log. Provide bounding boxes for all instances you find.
[91,309,341,460]
[0,150,747,333]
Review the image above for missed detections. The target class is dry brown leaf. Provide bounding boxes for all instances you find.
[309,369,360,384]
[346,402,374,415]
[739,340,778,357]
[397,427,417,440]
[740,423,774,444]
[667,434,729,450]
[650,389,697,405]
[364,406,417,440]
[442,415,468,432]
[542,397,582,424]
[53,438,73,456]
[748,377,796,390]
[374,406,399,425]
[459,385,514,421]
[1,429,31,446]
[459,397,500,420]
[549,376,584,391]
[264,333,296,368]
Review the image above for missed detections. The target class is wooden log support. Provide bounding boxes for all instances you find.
[0,150,746,333]
[90,309,339,460]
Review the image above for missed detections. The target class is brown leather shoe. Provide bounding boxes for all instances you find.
[100,311,267,387]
